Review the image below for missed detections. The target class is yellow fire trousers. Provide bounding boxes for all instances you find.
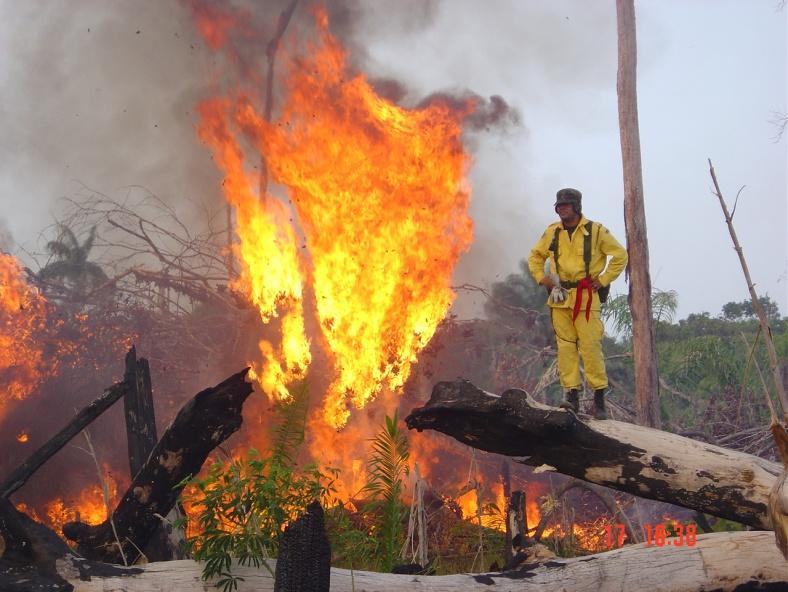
[550,306,608,391]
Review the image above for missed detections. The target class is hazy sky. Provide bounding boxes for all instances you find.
[1,0,786,320]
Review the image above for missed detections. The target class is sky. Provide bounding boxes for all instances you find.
[0,0,786,321]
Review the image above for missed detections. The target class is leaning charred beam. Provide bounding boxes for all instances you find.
[62,369,254,564]
[405,380,782,530]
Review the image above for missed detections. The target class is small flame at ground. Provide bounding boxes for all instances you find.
[16,430,28,443]
[15,472,120,537]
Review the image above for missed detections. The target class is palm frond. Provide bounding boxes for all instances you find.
[361,411,410,572]
[55,223,80,251]
[37,260,80,282]
[270,381,310,468]
[80,225,99,260]
[652,289,678,324]
[45,240,73,260]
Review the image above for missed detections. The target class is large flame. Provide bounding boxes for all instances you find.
[196,8,473,428]
[0,253,52,424]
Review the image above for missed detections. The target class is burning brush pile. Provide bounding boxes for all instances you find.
[0,1,688,582]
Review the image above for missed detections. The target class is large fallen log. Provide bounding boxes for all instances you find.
[53,532,786,591]
[62,369,254,564]
[405,380,782,530]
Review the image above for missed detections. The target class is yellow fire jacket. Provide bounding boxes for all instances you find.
[527,217,628,310]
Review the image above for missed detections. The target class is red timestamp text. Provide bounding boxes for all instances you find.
[603,522,698,549]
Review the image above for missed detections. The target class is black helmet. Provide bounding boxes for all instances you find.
[554,188,582,215]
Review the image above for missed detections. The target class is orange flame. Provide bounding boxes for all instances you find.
[0,253,51,424]
[16,430,29,443]
[16,472,121,537]
[196,8,473,428]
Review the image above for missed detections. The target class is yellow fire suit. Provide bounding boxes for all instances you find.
[527,217,628,391]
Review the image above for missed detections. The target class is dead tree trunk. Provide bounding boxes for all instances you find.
[122,347,184,562]
[507,490,526,547]
[123,346,157,480]
[405,380,782,530]
[616,0,660,428]
[62,369,254,564]
[56,531,785,591]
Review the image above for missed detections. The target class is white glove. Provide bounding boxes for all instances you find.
[550,286,567,303]
[548,272,565,303]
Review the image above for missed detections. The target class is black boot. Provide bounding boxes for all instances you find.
[559,389,579,413]
[593,388,607,420]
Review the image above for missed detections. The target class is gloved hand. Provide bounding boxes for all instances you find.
[550,286,567,303]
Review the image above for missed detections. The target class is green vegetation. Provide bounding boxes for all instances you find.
[180,451,336,591]
[179,408,417,589]
[358,410,410,572]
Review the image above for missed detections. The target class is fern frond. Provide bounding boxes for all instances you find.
[270,380,310,468]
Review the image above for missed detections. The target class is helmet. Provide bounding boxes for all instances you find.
[554,188,582,215]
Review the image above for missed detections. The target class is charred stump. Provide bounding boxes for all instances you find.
[405,380,782,530]
[273,501,331,592]
[62,369,254,564]
[123,346,157,480]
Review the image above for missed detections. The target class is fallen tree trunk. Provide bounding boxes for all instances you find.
[62,369,253,564]
[53,532,785,591]
[405,380,782,530]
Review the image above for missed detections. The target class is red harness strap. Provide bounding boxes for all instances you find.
[573,277,594,322]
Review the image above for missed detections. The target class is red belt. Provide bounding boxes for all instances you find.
[573,277,594,322]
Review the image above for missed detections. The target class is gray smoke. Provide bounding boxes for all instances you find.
[0,0,615,313]
[0,219,13,253]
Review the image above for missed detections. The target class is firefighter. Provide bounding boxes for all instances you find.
[527,188,628,419]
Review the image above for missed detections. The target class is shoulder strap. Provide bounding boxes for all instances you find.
[583,221,594,277]
[549,226,561,275]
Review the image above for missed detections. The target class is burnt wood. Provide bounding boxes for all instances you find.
[405,379,782,530]
[123,346,157,480]
[508,490,526,551]
[274,501,330,592]
[62,368,254,564]
[121,347,180,563]
[0,497,73,591]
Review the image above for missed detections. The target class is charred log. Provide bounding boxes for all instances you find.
[0,498,74,591]
[405,380,782,530]
[0,500,145,590]
[62,369,254,564]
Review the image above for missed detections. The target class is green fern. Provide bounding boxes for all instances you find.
[270,380,311,467]
[361,411,410,572]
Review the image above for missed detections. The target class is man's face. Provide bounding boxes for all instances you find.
[556,202,579,225]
